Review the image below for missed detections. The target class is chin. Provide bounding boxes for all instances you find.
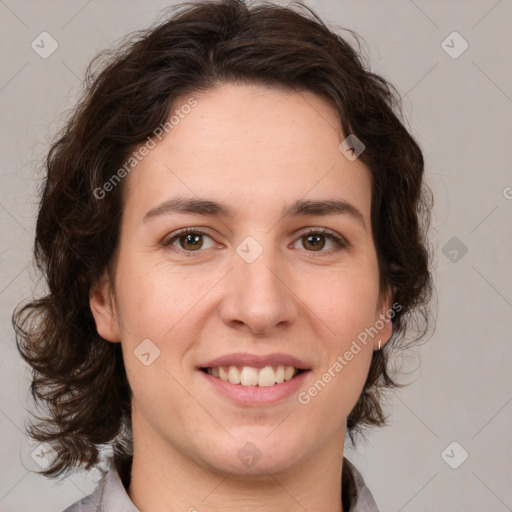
[199,432,306,478]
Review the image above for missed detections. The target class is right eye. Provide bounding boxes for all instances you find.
[161,228,218,255]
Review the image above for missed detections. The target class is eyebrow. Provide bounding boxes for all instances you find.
[143,196,366,229]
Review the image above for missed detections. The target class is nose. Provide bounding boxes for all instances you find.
[219,243,297,335]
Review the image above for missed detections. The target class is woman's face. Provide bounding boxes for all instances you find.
[91,82,392,477]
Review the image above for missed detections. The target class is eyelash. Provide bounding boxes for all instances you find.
[161,227,348,258]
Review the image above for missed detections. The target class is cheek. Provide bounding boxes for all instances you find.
[298,267,379,396]
[301,279,378,425]
[114,256,192,337]
[114,262,197,413]
[298,265,380,339]
[113,257,216,380]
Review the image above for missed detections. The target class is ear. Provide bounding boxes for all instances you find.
[374,287,394,351]
[89,270,121,343]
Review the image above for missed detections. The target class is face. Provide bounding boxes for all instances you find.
[90,82,392,478]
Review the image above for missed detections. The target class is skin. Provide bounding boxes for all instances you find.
[90,82,392,512]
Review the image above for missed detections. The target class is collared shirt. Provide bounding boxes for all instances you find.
[63,455,379,512]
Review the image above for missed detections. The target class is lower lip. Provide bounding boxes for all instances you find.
[198,369,311,406]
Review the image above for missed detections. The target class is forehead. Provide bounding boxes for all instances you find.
[122,82,372,223]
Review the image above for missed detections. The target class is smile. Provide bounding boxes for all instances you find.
[201,365,304,387]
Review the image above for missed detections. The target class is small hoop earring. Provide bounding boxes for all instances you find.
[378,340,382,351]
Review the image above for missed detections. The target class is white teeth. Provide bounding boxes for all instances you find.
[228,365,241,384]
[240,366,258,386]
[208,365,301,387]
[257,366,276,387]
[219,366,228,381]
[284,366,295,381]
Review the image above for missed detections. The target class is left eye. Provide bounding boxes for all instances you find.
[163,229,217,252]
[292,228,346,253]
[162,228,346,255]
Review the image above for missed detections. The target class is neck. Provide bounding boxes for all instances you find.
[127,416,346,512]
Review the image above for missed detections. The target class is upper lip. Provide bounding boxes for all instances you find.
[199,352,310,370]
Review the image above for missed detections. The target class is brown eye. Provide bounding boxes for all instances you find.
[292,228,347,255]
[177,232,203,251]
[302,233,327,251]
[163,229,216,253]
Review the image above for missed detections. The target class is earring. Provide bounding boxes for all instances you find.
[378,340,382,351]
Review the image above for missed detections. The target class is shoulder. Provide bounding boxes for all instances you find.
[61,465,108,512]
[61,484,104,512]
[343,457,380,512]
[61,455,140,512]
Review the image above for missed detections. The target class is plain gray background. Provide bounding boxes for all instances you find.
[1,1,511,511]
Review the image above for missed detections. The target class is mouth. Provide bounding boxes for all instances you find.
[199,365,306,388]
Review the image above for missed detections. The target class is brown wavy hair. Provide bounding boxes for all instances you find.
[13,0,433,478]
